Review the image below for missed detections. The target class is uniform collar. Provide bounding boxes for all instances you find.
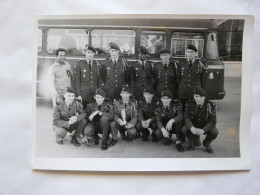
[120,99,130,105]
[139,60,146,65]
[111,57,119,63]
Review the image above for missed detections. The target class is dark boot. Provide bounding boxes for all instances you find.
[101,141,108,151]
[109,139,117,147]
[164,138,173,146]
[71,135,81,147]
[176,143,184,152]
[151,132,158,143]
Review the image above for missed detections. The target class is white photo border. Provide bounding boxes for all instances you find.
[31,14,253,171]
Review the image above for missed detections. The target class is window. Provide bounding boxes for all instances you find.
[140,31,166,56]
[171,32,204,58]
[38,29,42,53]
[46,29,89,55]
[217,19,244,61]
[91,29,136,55]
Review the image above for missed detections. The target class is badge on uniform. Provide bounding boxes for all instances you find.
[209,72,214,79]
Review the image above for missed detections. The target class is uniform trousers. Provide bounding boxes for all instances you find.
[110,121,137,140]
[83,116,111,143]
[54,119,87,139]
[181,125,218,147]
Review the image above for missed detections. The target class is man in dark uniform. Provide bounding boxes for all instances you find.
[181,87,219,153]
[101,42,130,101]
[110,85,138,146]
[129,46,154,100]
[75,45,102,108]
[136,87,160,142]
[53,87,87,146]
[153,48,178,99]
[154,90,185,152]
[84,88,114,151]
[177,44,207,110]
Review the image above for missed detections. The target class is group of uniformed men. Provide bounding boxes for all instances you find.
[48,42,219,153]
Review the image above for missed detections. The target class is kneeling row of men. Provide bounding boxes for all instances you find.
[53,85,219,153]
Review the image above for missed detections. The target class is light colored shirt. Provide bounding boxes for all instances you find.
[48,61,73,97]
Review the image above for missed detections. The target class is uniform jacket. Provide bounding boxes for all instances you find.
[48,61,74,97]
[74,60,102,102]
[113,100,138,126]
[153,60,178,98]
[184,99,216,132]
[177,59,207,100]
[101,57,130,100]
[154,100,183,130]
[85,101,114,122]
[129,60,154,99]
[137,99,157,122]
[53,100,86,129]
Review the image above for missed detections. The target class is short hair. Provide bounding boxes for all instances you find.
[56,48,66,56]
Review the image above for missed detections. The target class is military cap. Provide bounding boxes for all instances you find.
[159,48,171,54]
[143,86,154,94]
[138,46,149,55]
[187,44,198,52]
[121,85,131,93]
[109,42,120,50]
[85,45,96,53]
[95,88,106,97]
[161,90,173,98]
[194,86,207,96]
[64,87,77,95]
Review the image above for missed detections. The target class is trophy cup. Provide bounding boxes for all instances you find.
[121,108,127,125]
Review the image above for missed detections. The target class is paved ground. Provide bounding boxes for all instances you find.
[34,77,241,158]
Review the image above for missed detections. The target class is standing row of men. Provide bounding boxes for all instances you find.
[48,42,218,154]
[48,42,206,108]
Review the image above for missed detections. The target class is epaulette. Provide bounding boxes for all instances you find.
[75,100,83,110]
[105,102,113,110]
[95,60,101,66]
[187,99,194,103]
[77,60,85,64]
[130,61,138,66]
[173,99,182,110]
[122,58,130,68]
[198,59,208,70]
[206,100,216,115]
[103,57,111,62]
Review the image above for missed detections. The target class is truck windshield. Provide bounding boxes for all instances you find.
[206,32,220,59]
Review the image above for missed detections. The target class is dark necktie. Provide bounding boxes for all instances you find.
[114,60,117,67]
[147,103,150,109]
[68,105,71,117]
[89,61,92,69]
[125,103,127,108]
[142,61,144,70]
[166,106,169,112]
[189,60,192,68]
[164,64,167,70]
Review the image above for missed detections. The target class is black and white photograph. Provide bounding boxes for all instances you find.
[31,15,252,171]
